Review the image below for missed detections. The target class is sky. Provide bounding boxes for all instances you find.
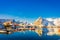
[0,0,60,22]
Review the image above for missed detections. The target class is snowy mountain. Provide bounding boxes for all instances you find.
[35,17,55,26]
[42,18,54,26]
[41,18,60,26]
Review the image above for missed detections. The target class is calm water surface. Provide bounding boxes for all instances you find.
[0,31,60,40]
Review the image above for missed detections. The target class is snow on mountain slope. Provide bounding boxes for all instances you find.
[42,18,54,26]
[43,18,60,26]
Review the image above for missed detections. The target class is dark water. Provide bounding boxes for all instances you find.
[0,31,60,40]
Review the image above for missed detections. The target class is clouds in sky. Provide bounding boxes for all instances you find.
[0,14,15,19]
[46,18,54,21]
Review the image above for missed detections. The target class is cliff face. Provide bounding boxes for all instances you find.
[0,19,15,29]
[34,17,42,27]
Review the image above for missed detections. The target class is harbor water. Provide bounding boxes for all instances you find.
[0,31,60,40]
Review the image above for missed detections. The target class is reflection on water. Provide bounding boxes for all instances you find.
[0,31,60,40]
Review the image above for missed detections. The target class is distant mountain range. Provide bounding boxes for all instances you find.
[0,17,60,29]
